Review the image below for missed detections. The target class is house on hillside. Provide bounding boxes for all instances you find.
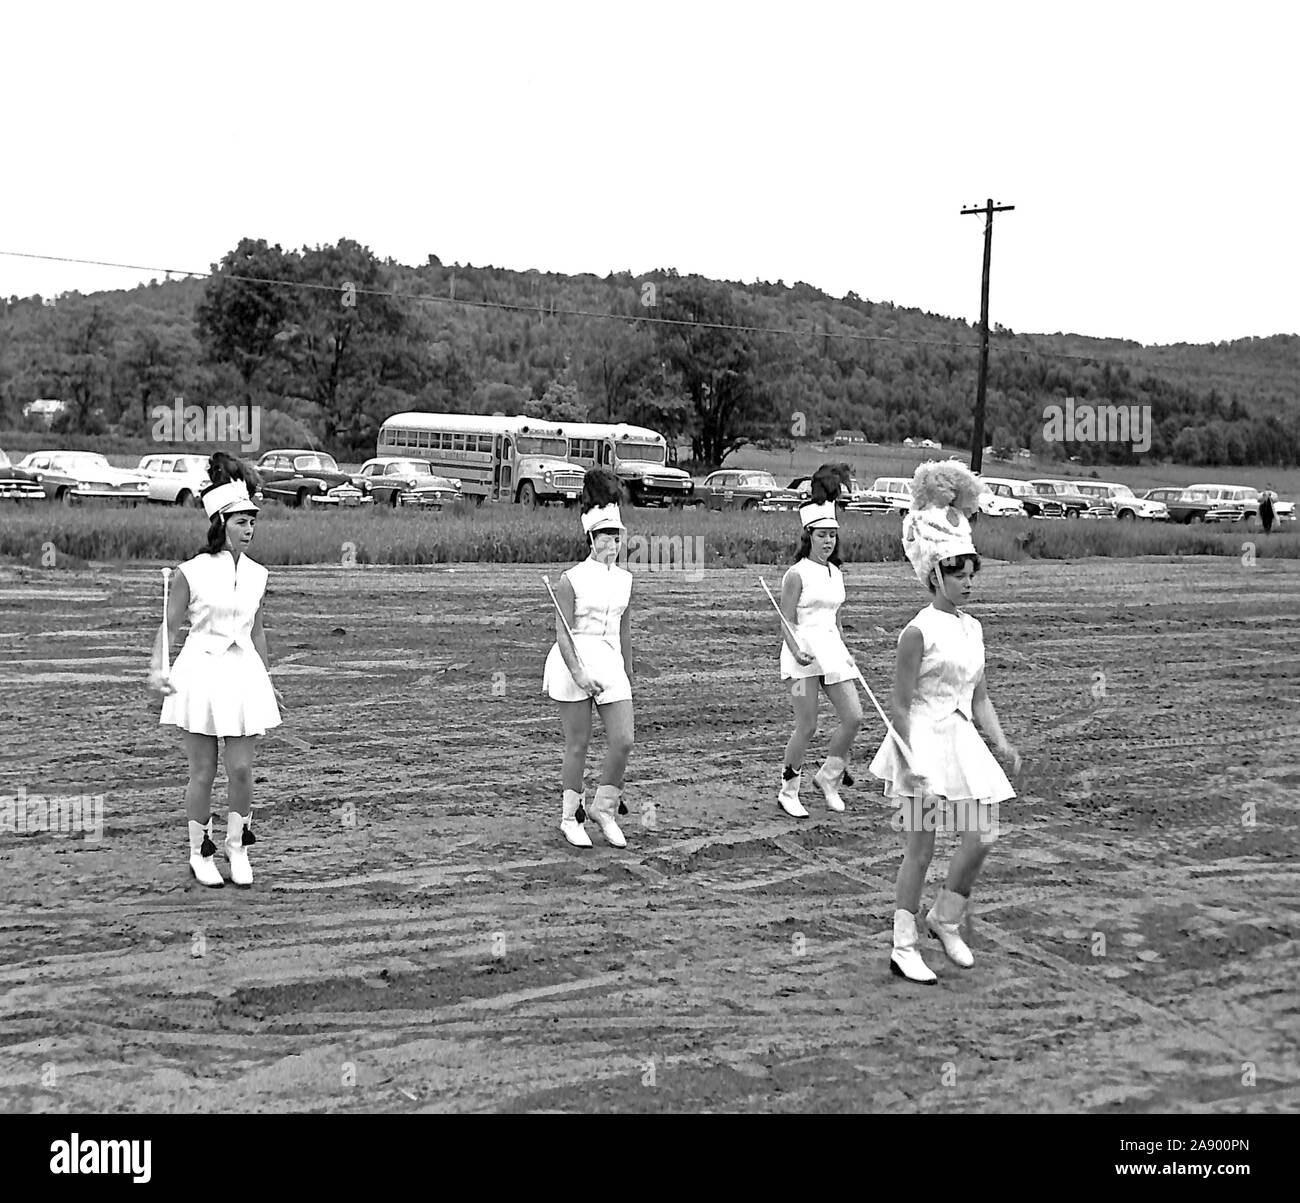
[834,429,868,445]
[23,399,67,426]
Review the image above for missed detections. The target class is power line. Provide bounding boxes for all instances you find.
[0,247,1131,365]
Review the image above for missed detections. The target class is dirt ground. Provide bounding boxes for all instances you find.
[1,554,1297,1113]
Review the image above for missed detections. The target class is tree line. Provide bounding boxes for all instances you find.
[1,237,1297,468]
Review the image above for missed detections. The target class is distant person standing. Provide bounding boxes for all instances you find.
[1259,487,1276,534]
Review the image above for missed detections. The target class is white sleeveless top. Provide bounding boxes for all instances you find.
[564,556,633,651]
[784,557,845,635]
[901,604,985,722]
[176,551,269,657]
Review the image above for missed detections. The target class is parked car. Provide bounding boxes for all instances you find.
[1184,483,1295,528]
[358,458,463,508]
[976,486,1026,517]
[1073,481,1168,521]
[698,470,801,512]
[1140,487,1236,525]
[17,450,150,506]
[868,477,913,515]
[1028,479,1099,519]
[0,446,46,501]
[982,477,1064,519]
[137,453,211,507]
[254,450,371,507]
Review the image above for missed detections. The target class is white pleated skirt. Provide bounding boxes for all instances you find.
[869,710,1014,805]
[160,644,282,738]
[780,626,858,685]
[543,635,632,705]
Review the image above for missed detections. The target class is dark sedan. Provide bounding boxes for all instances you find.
[1141,487,1234,524]
[254,450,372,508]
[0,446,46,501]
[699,470,802,512]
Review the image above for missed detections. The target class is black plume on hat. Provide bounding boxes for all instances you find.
[581,466,622,512]
[207,452,261,494]
[810,462,848,505]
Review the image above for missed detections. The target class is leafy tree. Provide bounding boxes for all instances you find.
[195,238,299,404]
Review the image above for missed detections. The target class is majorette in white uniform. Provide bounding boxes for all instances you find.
[867,602,1013,807]
[543,530,633,706]
[778,554,857,685]
[160,528,281,739]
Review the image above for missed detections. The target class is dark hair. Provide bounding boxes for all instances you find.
[199,453,260,556]
[796,527,842,567]
[926,552,981,593]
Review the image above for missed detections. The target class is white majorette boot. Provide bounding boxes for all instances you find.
[813,755,847,812]
[889,909,937,984]
[226,810,254,887]
[927,887,975,968]
[188,819,224,888]
[777,765,808,817]
[589,784,628,848]
[560,789,593,848]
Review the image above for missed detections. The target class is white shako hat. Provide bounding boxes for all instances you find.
[799,500,838,530]
[902,505,977,586]
[581,502,625,534]
[202,480,259,519]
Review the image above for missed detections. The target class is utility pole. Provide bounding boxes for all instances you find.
[961,198,1014,475]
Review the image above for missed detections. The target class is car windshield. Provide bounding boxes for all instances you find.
[390,460,432,475]
[293,455,338,472]
[1109,485,1135,498]
[177,456,208,471]
[0,450,10,468]
[739,473,778,487]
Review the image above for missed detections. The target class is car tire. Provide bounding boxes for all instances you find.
[1118,510,1135,521]
[518,482,538,509]
[390,492,401,508]
[175,490,193,508]
[1189,514,1203,524]
[57,488,74,507]
[742,499,758,511]
[1066,508,1078,520]
[297,489,314,509]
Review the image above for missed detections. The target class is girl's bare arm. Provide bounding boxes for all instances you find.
[620,606,632,675]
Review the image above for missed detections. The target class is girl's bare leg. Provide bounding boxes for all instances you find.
[595,700,634,787]
[183,732,218,824]
[783,680,820,768]
[895,797,937,912]
[822,679,863,760]
[558,701,592,793]
[221,736,258,818]
[946,809,998,895]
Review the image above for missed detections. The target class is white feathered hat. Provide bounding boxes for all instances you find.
[901,460,982,586]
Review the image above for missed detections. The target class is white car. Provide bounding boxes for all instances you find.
[976,487,1026,517]
[1073,481,1168,521]
[18,450,151,505]
[137,453,211,506]
[868,477,913,514]
[1185,483,1295,527]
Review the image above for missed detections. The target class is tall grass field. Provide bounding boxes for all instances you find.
[2,503,1292,567]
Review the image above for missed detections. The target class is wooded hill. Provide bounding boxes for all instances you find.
[2,238,1296,468]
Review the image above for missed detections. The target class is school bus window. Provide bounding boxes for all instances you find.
[416,431,430,448]
[449,434,464,452]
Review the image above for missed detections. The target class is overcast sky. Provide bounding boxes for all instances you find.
[3,0,1295,347]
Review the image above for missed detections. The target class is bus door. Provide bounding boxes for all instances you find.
[600,440,613,467]
[494,435,513,500]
